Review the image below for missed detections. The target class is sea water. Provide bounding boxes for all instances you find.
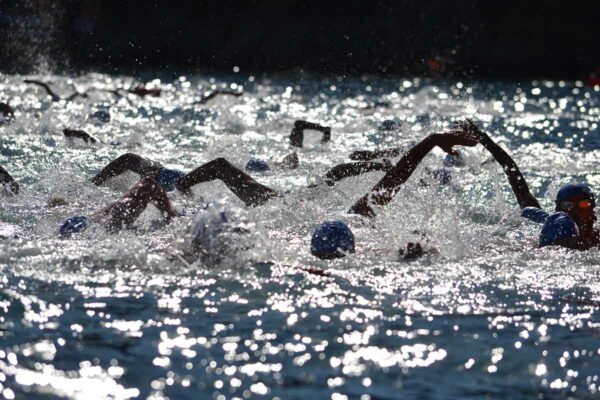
[0,72,599,399]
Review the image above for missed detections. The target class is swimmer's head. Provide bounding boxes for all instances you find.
[179,205,254,265]
[59,215,89,236]
[378,119,401,132]
[157,168,185,192]
[90,110,110,123]
[555,183,596,226]
[310,220,355,260]
[48,195,68,208]
[245,159,270,172]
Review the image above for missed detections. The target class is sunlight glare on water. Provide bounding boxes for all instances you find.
[1,72,600,399]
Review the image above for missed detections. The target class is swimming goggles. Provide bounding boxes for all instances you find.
[561,199,595,210]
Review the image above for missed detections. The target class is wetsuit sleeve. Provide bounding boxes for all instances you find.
[521,207,549,223]
[539,213,580,248]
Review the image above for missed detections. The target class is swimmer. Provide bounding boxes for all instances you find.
[0,102,15,121]
[91,151,298,193]
[91,153,186,192]
[195,89,243,105]
[63,128,97,144]
[348,129,479,217]
[175,129,477,209]
[23,79,88,102]
[0,166,19,194]
[289,120,331,148]
[59,176,178,236]
[323,150,464,187]
[462,119,599,250]
[100,84,161,98]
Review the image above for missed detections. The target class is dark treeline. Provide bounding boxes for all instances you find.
[0,0,598,79]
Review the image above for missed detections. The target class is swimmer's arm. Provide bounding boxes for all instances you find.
[463,119,540,209]
[91,154,160,185]
[349,130,477,217]
[0,166,19,194]
[349,147,405,161]
[290,120,331,147]
[63,128,97,144]
[130,86,161,97]
[23,79,60,101]
[196,89,243,104]
[154,197,179,220]
[324,160,393,186]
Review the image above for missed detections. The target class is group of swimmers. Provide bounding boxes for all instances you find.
[1,83,598,265]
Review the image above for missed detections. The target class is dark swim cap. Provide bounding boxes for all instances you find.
[378,119,402,131]
[310,221,355,259]
[431,168,452,185]
[539,212,579,247]
[59,215,89,236]
[555,183,595,211]
[245,159,270,172]
[90,110,111,123]
[157,168,185,192]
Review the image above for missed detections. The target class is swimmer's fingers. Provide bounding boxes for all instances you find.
[434,130,478,154]
[455,119,487,141]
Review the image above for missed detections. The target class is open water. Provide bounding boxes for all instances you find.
[0,72,599,399]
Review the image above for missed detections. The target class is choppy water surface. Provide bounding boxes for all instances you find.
[1,72,599,399]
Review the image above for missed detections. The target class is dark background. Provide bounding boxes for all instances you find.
[1,0,599,79]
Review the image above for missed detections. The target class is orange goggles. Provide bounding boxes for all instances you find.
[562,199,594,210]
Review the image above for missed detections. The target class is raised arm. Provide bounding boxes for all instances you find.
[324,160,393,186]
[349,147,405,161]
[349,130,477,217]
[91,153,162,185]
[0,166,19,194]
[196,89,243,104]
[290,120,331,147]
[461,119,540,209]
[63,128,97,144]
[23,79,60,101]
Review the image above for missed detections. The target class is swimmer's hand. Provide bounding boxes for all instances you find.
[431,129,478,155]
[455,119,488,142]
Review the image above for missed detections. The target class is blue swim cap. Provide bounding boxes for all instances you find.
[555,183,595,211]
[157,168,185,192]
[539,212,579,247]
[431,168,452,185]
[245,159,270,172]
[90,110,111,123]
[59,216,89,236]
[310,220,355,259]
[378,119,401,131]
[443,152,465,167]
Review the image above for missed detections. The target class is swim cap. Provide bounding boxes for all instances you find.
[180,206,253,265]
[555,183,595,211]
[90,110,111,123]
[431,168,452,185]
[59,215,89,236]
[310,220,355,259]
[245,159,270,172]
[539,212,579,247]
[378,120,401,131]
[157,168,185,192]
[443,152,465,167]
